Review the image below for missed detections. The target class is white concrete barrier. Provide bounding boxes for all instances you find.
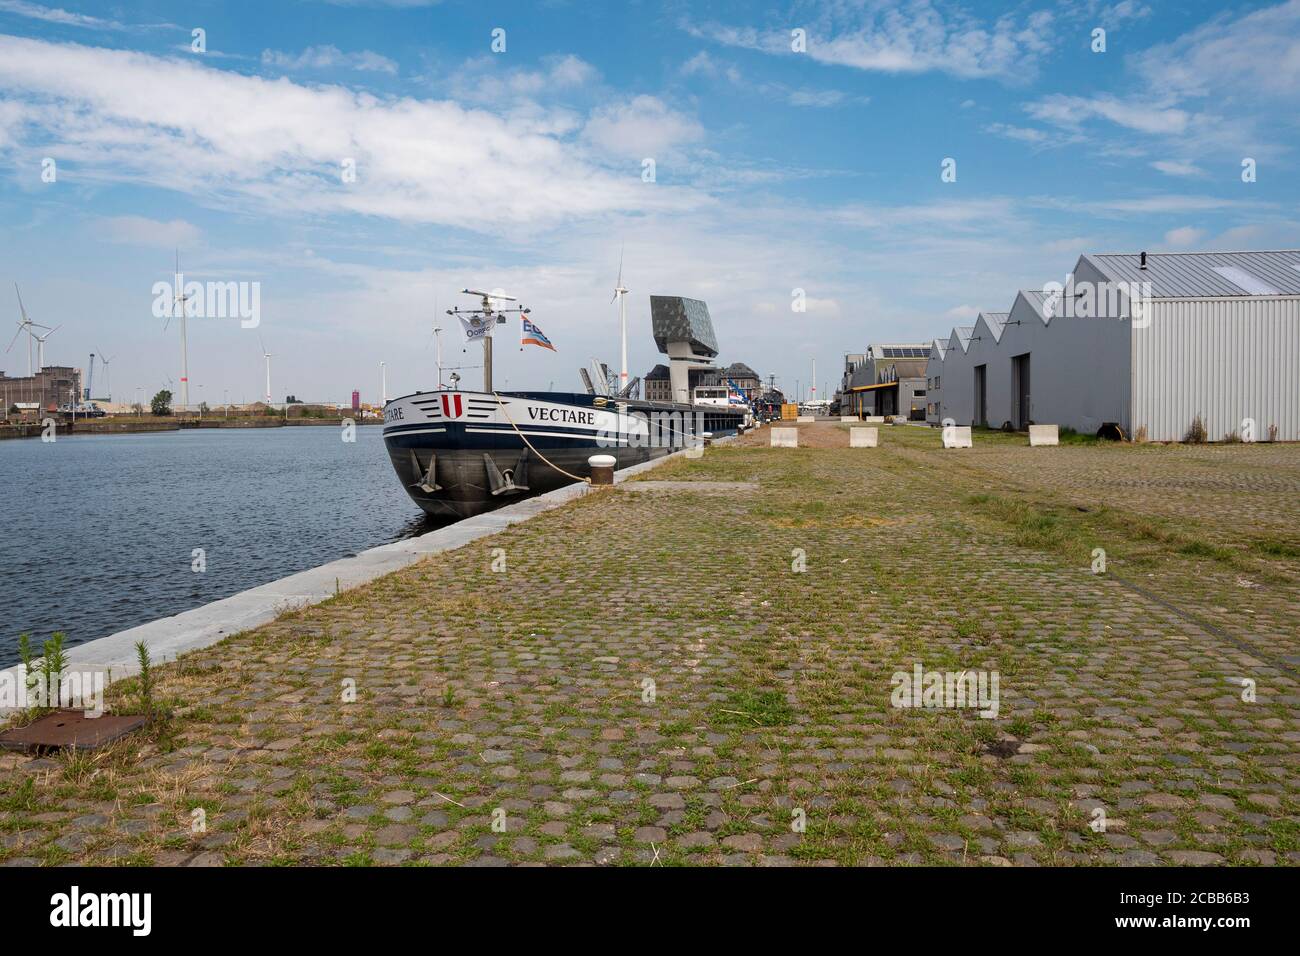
[771,427,799,448]
[796,415,814,423]
[840,416,858,423]
[1029,424,1059,446]
[850,427,878,448]
[943,425,973,449]
[864,416,885,424]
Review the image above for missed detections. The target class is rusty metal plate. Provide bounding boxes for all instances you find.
[0,710,147,753]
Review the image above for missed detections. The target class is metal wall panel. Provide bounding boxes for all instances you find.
[1132,298,1300,442]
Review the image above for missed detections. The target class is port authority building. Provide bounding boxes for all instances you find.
[926,250,1300,441]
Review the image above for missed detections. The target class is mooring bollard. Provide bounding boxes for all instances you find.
[588,454,616,485]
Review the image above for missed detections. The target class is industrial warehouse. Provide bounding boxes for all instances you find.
[922,249,1300,442]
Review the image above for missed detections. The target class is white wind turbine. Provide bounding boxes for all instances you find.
[610,244,629,394]
[258,333,273,404]
[31,324,61,371]
[97,348,115,400]
[162,250,192,412]
[8,284,48,376]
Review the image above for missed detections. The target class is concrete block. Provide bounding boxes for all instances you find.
[864,416,885,424]
[849,427,878,448]
[840,416,859,423]
[943,425,973,449]
[796,415,814,423]
[770,427,799,448]
[1029,424,1059,446]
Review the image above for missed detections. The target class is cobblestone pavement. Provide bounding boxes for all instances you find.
[2,423,1297,866]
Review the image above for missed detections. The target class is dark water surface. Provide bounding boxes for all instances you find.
[0,426,441,663]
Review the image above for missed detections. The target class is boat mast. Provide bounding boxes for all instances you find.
[447,289,530,394]
[612,245,628,394]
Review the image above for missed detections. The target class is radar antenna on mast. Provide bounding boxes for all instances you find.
[445,288,530,392]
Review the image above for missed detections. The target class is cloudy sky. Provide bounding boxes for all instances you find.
[0,0,1296,405]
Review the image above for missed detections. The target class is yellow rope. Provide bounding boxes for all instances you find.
[491,391,591,484]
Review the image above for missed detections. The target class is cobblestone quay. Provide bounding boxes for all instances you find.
[2,423,1297,866]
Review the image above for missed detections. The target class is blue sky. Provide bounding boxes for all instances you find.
[0,0,1296,405]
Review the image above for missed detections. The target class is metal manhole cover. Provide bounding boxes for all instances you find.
[0,710,148,753]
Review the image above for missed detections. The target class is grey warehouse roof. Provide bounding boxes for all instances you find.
[650,295,719,357]
[1086,250,1300,298]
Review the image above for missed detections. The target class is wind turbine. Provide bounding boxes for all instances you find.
[611,244,629,394]
[29,324,60,372]
[8,284,48,376]
[258,333,273,404]
[96,348,115,400]
[162,250,192,412]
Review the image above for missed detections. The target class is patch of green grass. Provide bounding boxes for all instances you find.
[1177,540,1235,562]
[1252,538,1300,560]
[712,689,795,727]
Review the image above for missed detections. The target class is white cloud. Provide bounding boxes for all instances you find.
[985,122,1054,145]
[1163,226,1205,248]
[943,304,979,320]
[583,95,703,158]
[683,3,1057,83]
[261,45,399,75]
[0,0,121,29]
[1150,159,1204,177]
[1025,93,1188,135]
[0,36,699,231]
[97,215,202,248]
[447,54,599,104]
[1136,0,1300,101]
[679,50,860,108]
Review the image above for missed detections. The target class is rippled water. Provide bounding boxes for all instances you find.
[0,425,444,663]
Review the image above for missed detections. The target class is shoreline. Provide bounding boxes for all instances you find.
[0,417,382,439]
[0,445,702,714]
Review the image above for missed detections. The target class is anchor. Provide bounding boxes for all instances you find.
[407,449,441,493]
[483,449,530,496]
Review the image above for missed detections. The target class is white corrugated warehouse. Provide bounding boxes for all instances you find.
[928,250,1300,441]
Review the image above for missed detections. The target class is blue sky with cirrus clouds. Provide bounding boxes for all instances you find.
[0,0,1295,404]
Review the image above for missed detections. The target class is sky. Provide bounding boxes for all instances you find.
[0,0,1296,406]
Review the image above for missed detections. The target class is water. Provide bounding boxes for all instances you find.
[0,425,443,663]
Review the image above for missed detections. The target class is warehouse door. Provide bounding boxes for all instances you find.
[974,365,987,426]
[1013,353,1031,428]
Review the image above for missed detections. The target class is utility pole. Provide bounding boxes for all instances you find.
[483,336,492,393]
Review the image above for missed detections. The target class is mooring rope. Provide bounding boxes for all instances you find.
[491,391,591,484]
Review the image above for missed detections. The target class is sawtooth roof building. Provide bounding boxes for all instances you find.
[927,250,1300,442]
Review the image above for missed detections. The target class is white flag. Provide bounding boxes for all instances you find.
[458,313,493,342]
